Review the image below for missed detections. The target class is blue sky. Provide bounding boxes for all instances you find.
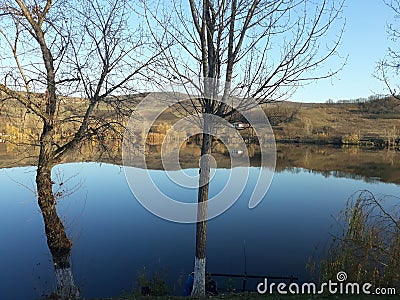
[0,1,395,103]
[293,0,397,103]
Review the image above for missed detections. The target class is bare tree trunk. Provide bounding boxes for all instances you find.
[36,161,79,299]
[191,116,213,297]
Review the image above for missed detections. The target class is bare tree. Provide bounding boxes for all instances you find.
[378,0,400,99]
[0,0,154,297]
[143,0,345,296]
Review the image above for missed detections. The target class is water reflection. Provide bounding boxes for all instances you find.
[144,143,400,187]
[1,142,400,299]
[0,143,80,298]
[1,142,399,185]
[275,144,400,184]
[1,162,400,299]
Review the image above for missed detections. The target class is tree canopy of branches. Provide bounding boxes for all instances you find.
[379,0,400,99]
[0,0,155,165]
[143,0,345,296]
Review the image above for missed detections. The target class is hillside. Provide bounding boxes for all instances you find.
[264,96,400,147]
[0,92,399,148]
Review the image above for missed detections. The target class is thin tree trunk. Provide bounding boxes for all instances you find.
[36,157,79,299]
[191,116,213,297]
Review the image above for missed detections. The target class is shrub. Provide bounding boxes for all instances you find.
[136,266,169,296]
[341,133,360,145]
[318,191,400,287]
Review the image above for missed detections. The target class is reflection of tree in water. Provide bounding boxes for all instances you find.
[275,144,400,185]
[37,166,79,299]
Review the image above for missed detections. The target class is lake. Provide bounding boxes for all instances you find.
[0,144,399,299]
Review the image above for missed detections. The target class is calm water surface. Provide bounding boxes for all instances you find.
[1,149,400,299]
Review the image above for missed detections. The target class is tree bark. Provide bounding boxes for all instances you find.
[36,162,79,299]
[191,116,213,297]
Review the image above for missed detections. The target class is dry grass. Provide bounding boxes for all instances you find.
[269,98,400,144]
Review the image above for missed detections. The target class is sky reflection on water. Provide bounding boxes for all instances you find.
[0,163,399,299]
